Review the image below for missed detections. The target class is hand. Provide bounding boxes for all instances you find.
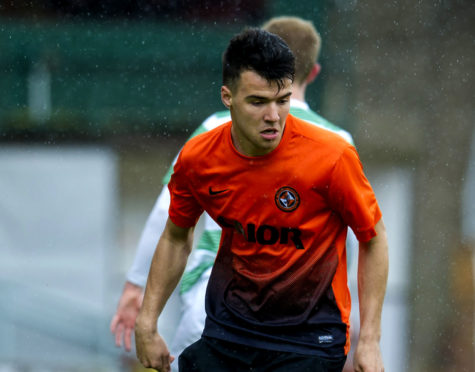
[353,338,384,372]
[110,281,144,351]
[135,319,175,371]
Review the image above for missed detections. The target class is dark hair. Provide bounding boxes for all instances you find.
[222,28,295,92]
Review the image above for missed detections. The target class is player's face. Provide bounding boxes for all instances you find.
[221,70,292,157]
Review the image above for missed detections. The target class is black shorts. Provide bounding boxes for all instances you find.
[178,336,346,372]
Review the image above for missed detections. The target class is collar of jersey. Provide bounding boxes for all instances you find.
[290,98,309,110]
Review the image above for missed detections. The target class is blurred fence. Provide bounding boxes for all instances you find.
[0,20,236,138]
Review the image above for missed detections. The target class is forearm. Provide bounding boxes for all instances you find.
[136,219,193,332]
[357,219,389,342]
[127,189,171,287]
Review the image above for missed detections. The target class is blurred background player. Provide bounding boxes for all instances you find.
[110,16,355,371]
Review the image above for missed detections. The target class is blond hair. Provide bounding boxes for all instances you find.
[262,16,321,85]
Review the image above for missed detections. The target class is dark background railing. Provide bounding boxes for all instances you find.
[0,0,340,139]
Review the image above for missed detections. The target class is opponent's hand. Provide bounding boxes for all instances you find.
[135,321,175,371]
[110,281,144,351]
[353,338,384,372]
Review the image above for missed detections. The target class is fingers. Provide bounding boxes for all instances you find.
[111,314,135,352]
[161,354,171,372]
[140,358,170,371]
[138,347,172,371]
[114,323,124,348]
[110,313,120,333]
[110,313,124,349]
[124,326,133,352]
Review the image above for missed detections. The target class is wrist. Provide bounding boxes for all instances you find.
[124,281,144,292]
[135,312,157,333]
[358,330,381,344]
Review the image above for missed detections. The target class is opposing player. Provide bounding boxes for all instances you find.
[111,16,357,370]
[135,28,388,372]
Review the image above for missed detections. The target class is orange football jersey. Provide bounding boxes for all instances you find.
[168,114,381,357]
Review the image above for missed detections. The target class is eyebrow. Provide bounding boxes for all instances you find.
[246,92,292,101]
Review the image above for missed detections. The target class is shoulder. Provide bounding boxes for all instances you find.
[289,106,354,145]
[287,115,357,173]
[161,111,231,185]
[180,120,231,162]
[288,114,352,152]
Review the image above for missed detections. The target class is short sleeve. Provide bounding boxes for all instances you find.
[328,146,382,242]
[168,150,204,228]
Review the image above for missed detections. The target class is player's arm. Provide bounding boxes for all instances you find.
[354,219,389,372]
[111,116,219,352]
[135,218,194,371]
[110,188,170,351]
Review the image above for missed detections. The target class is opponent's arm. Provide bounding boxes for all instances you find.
[354,219,388,372]
[127,189,171,287]
[110,189,170,351]
[110,281,144,351]
[135,218,194,372]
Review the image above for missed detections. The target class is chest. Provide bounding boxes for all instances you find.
[189,155,332,226]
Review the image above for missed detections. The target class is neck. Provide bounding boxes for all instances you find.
[291,83,306,102]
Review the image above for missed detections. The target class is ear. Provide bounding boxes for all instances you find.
[306,63,321,84]
[221,86,232,109]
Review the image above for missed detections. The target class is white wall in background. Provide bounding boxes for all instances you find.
[348,166,414,372]
[0,146,122,369]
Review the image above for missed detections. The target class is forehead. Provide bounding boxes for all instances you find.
[233,70,292,97]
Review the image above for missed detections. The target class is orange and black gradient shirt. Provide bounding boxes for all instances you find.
[168,114,382,358]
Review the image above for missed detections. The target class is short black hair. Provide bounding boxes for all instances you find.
[222,28,295,92]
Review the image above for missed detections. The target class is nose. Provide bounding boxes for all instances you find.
[263,103,279,123]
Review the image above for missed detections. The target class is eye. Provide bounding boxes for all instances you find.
[278,99,289,105]
[251,101,264,106]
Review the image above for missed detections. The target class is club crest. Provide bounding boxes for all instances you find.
[275,186,300,212]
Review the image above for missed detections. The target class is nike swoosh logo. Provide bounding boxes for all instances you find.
[209,187,229,195]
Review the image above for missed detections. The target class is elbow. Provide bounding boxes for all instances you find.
[373,218,388,246]
[183,234,194,256]
[177,226,194,257]
[165,218,195,257]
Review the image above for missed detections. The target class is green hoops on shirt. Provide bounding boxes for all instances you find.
[180,230,221,294]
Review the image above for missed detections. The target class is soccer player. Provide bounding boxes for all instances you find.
[135,28,388,372]
[110,17,355,369]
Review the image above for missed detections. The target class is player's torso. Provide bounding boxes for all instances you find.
[184,117,347,277]
[181,116,353,355]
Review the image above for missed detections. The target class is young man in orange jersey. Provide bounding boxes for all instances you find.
[135,28,388,372]
[111,20,354,369]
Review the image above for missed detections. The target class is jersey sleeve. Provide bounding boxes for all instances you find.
[328,145,382,242]
[168,149,204,228]
[161,125,208,185]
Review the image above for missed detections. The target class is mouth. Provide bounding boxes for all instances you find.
[260,128,279,140]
